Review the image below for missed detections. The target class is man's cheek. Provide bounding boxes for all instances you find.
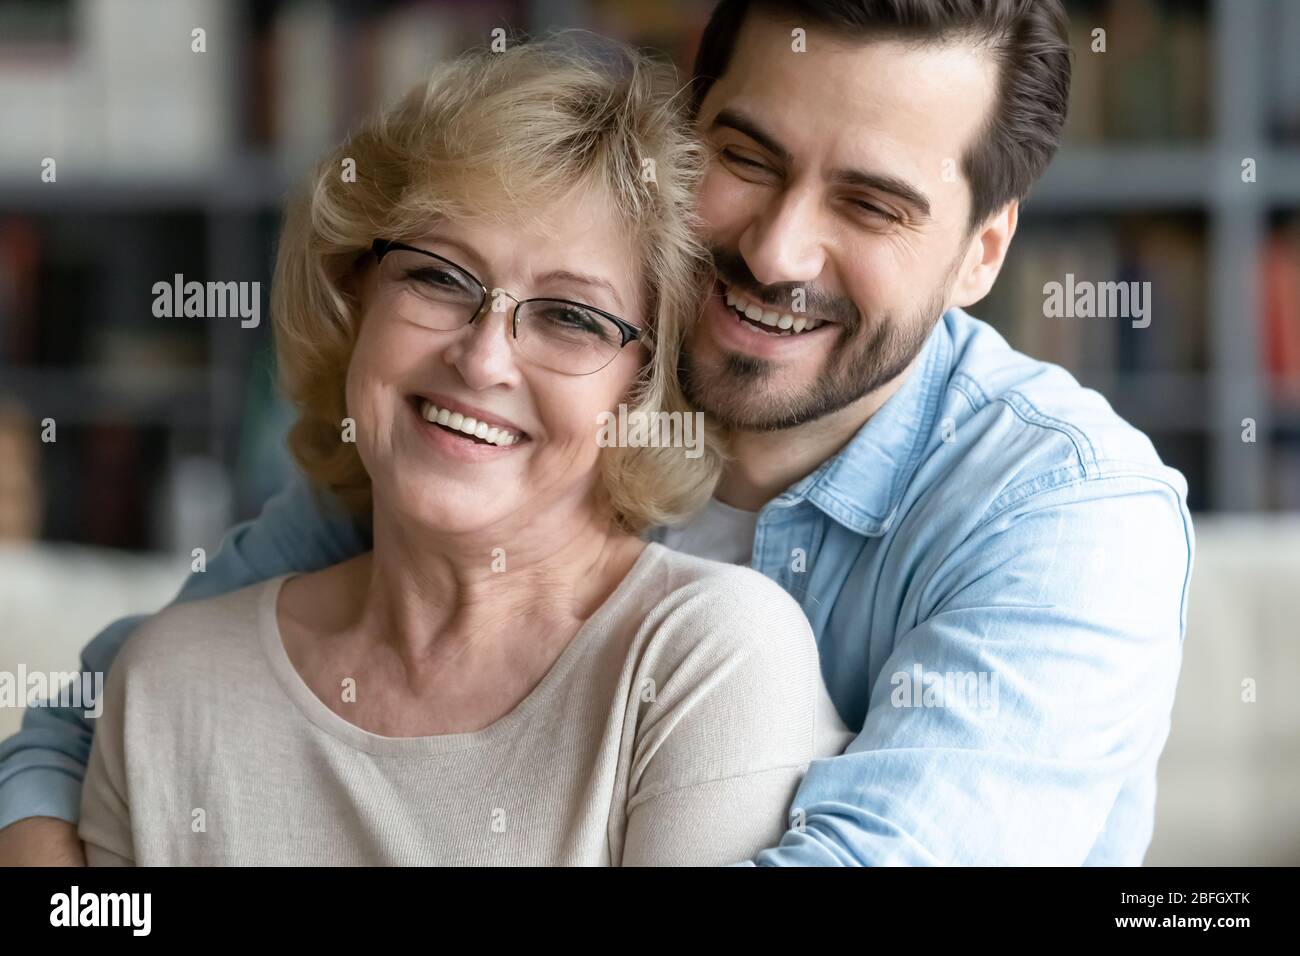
[698,171,751,230]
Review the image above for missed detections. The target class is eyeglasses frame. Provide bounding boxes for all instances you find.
[370,238,642,375]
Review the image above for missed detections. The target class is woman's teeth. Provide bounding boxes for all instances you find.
[420,400,521,447]
[723,285,824,335]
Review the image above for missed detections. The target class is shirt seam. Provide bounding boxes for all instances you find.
[626,760,812,812]
[950,371,1100,476]
[975,468,1196,638]
[949,371,987,413]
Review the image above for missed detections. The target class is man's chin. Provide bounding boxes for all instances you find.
[680,358,817,432]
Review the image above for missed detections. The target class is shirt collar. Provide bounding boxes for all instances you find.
[774,309,954,537]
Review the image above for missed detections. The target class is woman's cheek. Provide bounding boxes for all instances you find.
[530,411,596,489]
[343,352,390,466]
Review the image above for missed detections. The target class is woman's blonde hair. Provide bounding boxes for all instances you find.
[271,33,725,534]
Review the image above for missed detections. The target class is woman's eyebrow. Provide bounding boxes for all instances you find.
[537,270,624,311]
[417,235,490,277]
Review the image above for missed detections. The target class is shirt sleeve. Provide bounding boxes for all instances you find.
[0,473,368,830]
[618,570,843,866]
[749,474,1194,866]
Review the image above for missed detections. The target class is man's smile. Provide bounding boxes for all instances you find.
[723,281,829,335]
[702,277,840,360]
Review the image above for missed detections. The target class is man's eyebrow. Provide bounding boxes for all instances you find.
[830,168,932,220]
[538,270,624,312]
[710,107,932,220]
[709,108,792,166]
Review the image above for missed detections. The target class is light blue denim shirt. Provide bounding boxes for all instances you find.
[0,308,1194,865]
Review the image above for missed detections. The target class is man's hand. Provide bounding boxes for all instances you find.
[0,817,87,867]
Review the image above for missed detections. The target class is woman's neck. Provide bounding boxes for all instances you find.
[343,502,645,678]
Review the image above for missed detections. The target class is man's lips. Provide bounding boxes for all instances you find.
[718,279,835,335]
[703,279,838,358]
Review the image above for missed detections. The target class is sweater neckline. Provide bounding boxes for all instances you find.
[257,542,662,756]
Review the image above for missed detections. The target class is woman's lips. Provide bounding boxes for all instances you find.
[415,398,522,447]
[410,392,528,438]
[407,397,527,460]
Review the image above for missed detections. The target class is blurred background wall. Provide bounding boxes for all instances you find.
[0,0,1297,864]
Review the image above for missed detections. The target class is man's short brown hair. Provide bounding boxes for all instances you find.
[691,0,1073,230]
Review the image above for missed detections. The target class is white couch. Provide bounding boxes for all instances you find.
[1144,516,1300,865]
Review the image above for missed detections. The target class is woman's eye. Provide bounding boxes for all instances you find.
[550,308,597,330]
[541,307,615,340]
[408,267,461,288]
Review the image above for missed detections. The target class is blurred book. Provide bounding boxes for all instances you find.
[367,3,459,112]
[587,0,711,66]
[1063,7,1104,144]
[0,0,236,179]
[0,0,75,47]
[88,0,236,175]
[267,0,520,171]
[0,401,42,540]
[1064,0,1208,145]
[1268,0,1300,142]
[984,218,1206,376]
[271,0,341,171]
[0,218,40,366]
[1261,224,1300,404]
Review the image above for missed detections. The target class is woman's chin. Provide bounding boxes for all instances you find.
[375,484,508,538]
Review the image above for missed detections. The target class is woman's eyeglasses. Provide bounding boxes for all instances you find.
[371,239,643,376]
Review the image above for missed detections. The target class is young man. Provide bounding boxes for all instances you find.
[0,0,1192,866]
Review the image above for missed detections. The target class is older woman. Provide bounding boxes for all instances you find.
[77,36,852,866]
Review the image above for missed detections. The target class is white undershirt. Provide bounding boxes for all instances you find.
[645,497,761,567]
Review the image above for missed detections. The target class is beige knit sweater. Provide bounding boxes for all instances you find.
[79,543,853,866]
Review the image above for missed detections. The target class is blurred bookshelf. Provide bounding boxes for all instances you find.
[0,0,1298,553]
[981,0,1300,512]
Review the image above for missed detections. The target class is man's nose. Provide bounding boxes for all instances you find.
[738,188,827,287]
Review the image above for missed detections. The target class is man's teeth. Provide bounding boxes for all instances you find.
[723,286,823,334]
[420,400,520,447]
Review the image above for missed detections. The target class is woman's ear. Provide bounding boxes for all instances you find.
[339,253,368,298]
[338,250,379,307]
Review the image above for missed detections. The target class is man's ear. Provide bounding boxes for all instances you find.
[949,200,1018,309]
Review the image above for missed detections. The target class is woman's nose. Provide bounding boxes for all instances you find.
[442,304,523,389]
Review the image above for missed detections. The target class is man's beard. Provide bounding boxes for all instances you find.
[679,250,956,433]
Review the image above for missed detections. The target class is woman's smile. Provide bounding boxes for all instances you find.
[413,393,527,446]
[406,394,530,462]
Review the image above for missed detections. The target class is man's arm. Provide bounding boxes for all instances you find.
[0,473,368,849]
[0,817,88,866]
[750,474,1194,866]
